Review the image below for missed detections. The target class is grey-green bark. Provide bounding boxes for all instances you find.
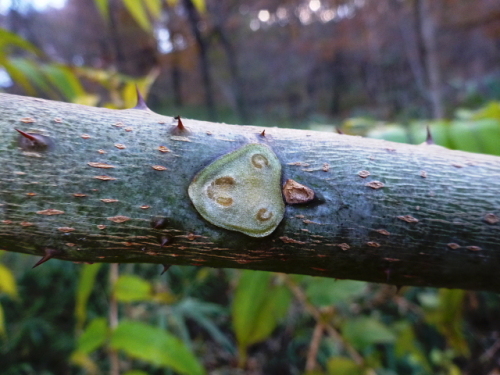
[1,93,499,291]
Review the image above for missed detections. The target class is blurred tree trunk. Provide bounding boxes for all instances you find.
[183,0,217,121]
[416,0,445,119]
[1,93,500,292]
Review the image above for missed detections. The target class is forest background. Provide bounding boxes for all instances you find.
[1,0,500,374]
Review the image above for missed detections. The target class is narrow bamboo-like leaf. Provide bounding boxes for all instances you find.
[0,263,18,298]
[76,263,103,329]
[122,0,152,31]
[76,317,108,354]
[1,58,37,95]
[113,274,152,302]
[0,303,5,337]
[191,0,206,13]
[143,0,162,18]
[8,58,55,95]
[111,321,206,375]
[0,28,42,56]
[40,64,86,100]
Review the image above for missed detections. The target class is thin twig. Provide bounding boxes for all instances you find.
[305,321,325,372]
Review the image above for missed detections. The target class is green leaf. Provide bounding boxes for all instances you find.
[111,321,205,375]
[0,28,42,56]
[76,317,108,354]
[113,274,152,302]
[1,58,37,95]
[122,0,151,31]
[92,0,109,19]
[8,58,55,95]
[305,279,366,307]
[143,0,162,18]
[0,263,18,299]
[123,371,150,375]
[0,303,5,338]
[232,271,291,351]
[191,0,206,13]
[327,357,363,375]
[40,64,86,100]
[342,317,396,350]
[75,263,103,329]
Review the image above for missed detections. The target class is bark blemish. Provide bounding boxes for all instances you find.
[152,165,168,171]
[140,205,151,209]
[97,225,106,230]
[158,146,171,153]
[20,117,36,123]
[397,215,419,223]
[58,227,75,233]
[26,192,37,196]
[20,221,34,227]
[94,176,117,181]
[367,241,381,247]
[484,213,499,225]
[338,243,350,251]
[88,162,115,169]
[98,149,106,154]
[375,229,390,235]
[101,199,119,203]
[283,179,315,205]
[36,209,64,215]
[115,144,126,149]
[81,134,91,139]
[73,193,87,197]
[54,118,63,123]
[114,122,125,127]
[322,163,330,172]
[366,181,385,189]
[420,171,428,178]
[280,236,306,245]
[467,246,482,251]
[447,243,460,249]
[358,170,370,178]
[107,215,130,223]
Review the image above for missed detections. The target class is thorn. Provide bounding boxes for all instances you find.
[260,129,266,137]
[33,248,61,268]
[171,115,190,135]
[151,217,169,230]
[159,236,172,247]
[133,85,150,110]
[425,125,434,145]
[16,129,54,152]
[335,127,344,135]
[160,264,171,275]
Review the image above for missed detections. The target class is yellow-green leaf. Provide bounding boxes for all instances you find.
[0,263,18,299]
[92,0,109,19]
[113,274,152,302]
[76,317,108,354]
[76,263,103,329]
[111,321,206,375]
[0,303,5,338]
[143,0,162,18]
[327,357,363,375]
[122,0,151,31]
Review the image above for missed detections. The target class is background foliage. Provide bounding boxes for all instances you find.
[1,0,500,374]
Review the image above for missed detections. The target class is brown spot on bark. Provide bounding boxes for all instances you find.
[358,170,370,178]
[81,134,91,139]
[37,209,64,215]
[280,236,306,245]
[484,213,499,225]
[73,193,87,197]
[375,229,390,235]
[140,205,151,209]
[20,117,35,123]
[452,163,464,168]
[94,176,117,181]
[107,215,130,223]
[366,181,385,189]
[322,163,330,172]
[98,149,106,154]
[26,192,37,196]
[152,165,168,171]
[338,243,350,251]
[311,267,327,272]
[398,215,419,223]
[66,243,75,247]
[113,122,125,127]
[20,221,34,227]
[384,258,400,262]
[287,161,310,167]
[54,118,63,123]
[158,146,171,153]
[1,220,13,224]
[447,243,460,249]
[125,127,133,132]
[97,225,106,230]
[467,246,482,251]
[58,227,75,233]
[88,162,115,169]
[283,179,315,204]
[367,241,381,247]
[101,199,119,203]
[115,143,126,149]
[420,170,428,178]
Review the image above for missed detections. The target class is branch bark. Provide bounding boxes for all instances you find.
[1,93,499,291]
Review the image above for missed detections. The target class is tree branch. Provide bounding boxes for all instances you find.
[1,93,499,291]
